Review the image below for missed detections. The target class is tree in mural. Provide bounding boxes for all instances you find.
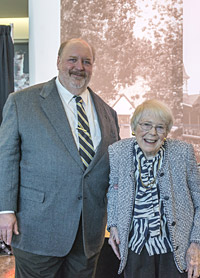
[135,0,183,131]
[61,0,139,101]
[61,0,183,130]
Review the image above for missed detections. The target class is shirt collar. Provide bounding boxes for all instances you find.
[56,77,89,105]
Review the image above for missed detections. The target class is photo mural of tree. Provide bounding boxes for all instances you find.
[61,0,200,160]
[61,0,182,110]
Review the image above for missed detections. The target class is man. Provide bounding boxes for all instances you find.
[0,38,120,277]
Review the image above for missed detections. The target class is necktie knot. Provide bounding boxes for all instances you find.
[74,96,82,104]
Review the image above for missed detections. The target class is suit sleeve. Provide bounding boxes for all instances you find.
[186,143,200,242]
[107,143,119,230]
[0,93,20,211]
[113,110,120,141]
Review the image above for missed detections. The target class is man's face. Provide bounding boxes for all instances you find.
[57,41,94,95]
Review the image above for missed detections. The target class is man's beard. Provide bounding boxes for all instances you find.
[69,70,88,89]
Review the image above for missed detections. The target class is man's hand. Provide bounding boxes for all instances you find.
[108,226,121,260]
[0,213,19,245]
[186,242,200,278]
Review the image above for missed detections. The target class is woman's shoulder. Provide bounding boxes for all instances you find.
[109,138,135,152]
[167,138,192,148]
[166,138,194,154]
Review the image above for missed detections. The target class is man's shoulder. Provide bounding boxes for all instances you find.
[87,87,116,113]
[12,77,56,98]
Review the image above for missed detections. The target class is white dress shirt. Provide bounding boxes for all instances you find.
[56,77,101,151]
[0,77,101,214]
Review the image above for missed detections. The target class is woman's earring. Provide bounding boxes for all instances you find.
[132,131,135,136]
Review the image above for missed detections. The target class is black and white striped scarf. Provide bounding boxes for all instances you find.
[128,141,174,255]
[134,142,164,237]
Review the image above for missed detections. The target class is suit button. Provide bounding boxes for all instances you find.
[78,196,82,200]
[175,246,179,251]
[160,173,164,177]
[172,221,176,226]
[164,196,169,200]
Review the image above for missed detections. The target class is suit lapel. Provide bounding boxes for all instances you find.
[85,88,112,172]
[40,78,84,169]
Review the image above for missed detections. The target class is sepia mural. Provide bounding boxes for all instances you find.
[61,0,200,162]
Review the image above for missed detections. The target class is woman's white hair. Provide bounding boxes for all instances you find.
[131,99,174,132]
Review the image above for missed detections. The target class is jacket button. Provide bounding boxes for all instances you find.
[172,221,176,226]
[164,196,169,200]
[160,173,164,177]
[176,246,179,251]
[78,196,82,200]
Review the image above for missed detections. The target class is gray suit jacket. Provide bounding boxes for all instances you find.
[107,138,200,274]
[0,77,120,257]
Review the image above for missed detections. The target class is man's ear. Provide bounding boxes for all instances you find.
[57,56,60,69]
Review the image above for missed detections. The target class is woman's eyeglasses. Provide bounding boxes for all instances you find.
[139,122,166,134]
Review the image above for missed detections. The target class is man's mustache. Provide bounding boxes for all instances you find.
[69,70,86,77]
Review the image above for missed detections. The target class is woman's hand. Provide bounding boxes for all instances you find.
[186,242,200,278]
[108,226,121,260]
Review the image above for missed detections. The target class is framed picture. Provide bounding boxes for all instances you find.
[14,40,29,91]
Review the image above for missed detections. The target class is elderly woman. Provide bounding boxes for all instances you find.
[107,99,200,278]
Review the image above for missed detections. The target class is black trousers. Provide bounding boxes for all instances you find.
[124,247,187,278]
[95,238,124,278]
[13,221,100,278]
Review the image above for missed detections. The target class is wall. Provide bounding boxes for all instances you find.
[0,18,29,41]
[28,0,60,85]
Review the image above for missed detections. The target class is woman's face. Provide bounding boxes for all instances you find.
[134,111,168,159]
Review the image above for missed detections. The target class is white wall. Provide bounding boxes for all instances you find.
[28,0,60,85]
[0,18,29,41]
[183,0,200,94]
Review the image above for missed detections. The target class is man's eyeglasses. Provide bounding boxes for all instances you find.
[139,122,166,134]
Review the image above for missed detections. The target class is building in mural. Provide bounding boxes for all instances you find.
[183,66,200,161]
[110,94,135,138]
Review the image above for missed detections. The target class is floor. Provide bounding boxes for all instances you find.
[0,239,124,278]
[0,255,15,278]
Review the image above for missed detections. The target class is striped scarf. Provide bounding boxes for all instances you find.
[134,142,164,237]
[129,141,169,254]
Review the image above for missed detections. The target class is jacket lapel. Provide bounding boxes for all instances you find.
[39,78,84,169]
[85,88,113,173]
